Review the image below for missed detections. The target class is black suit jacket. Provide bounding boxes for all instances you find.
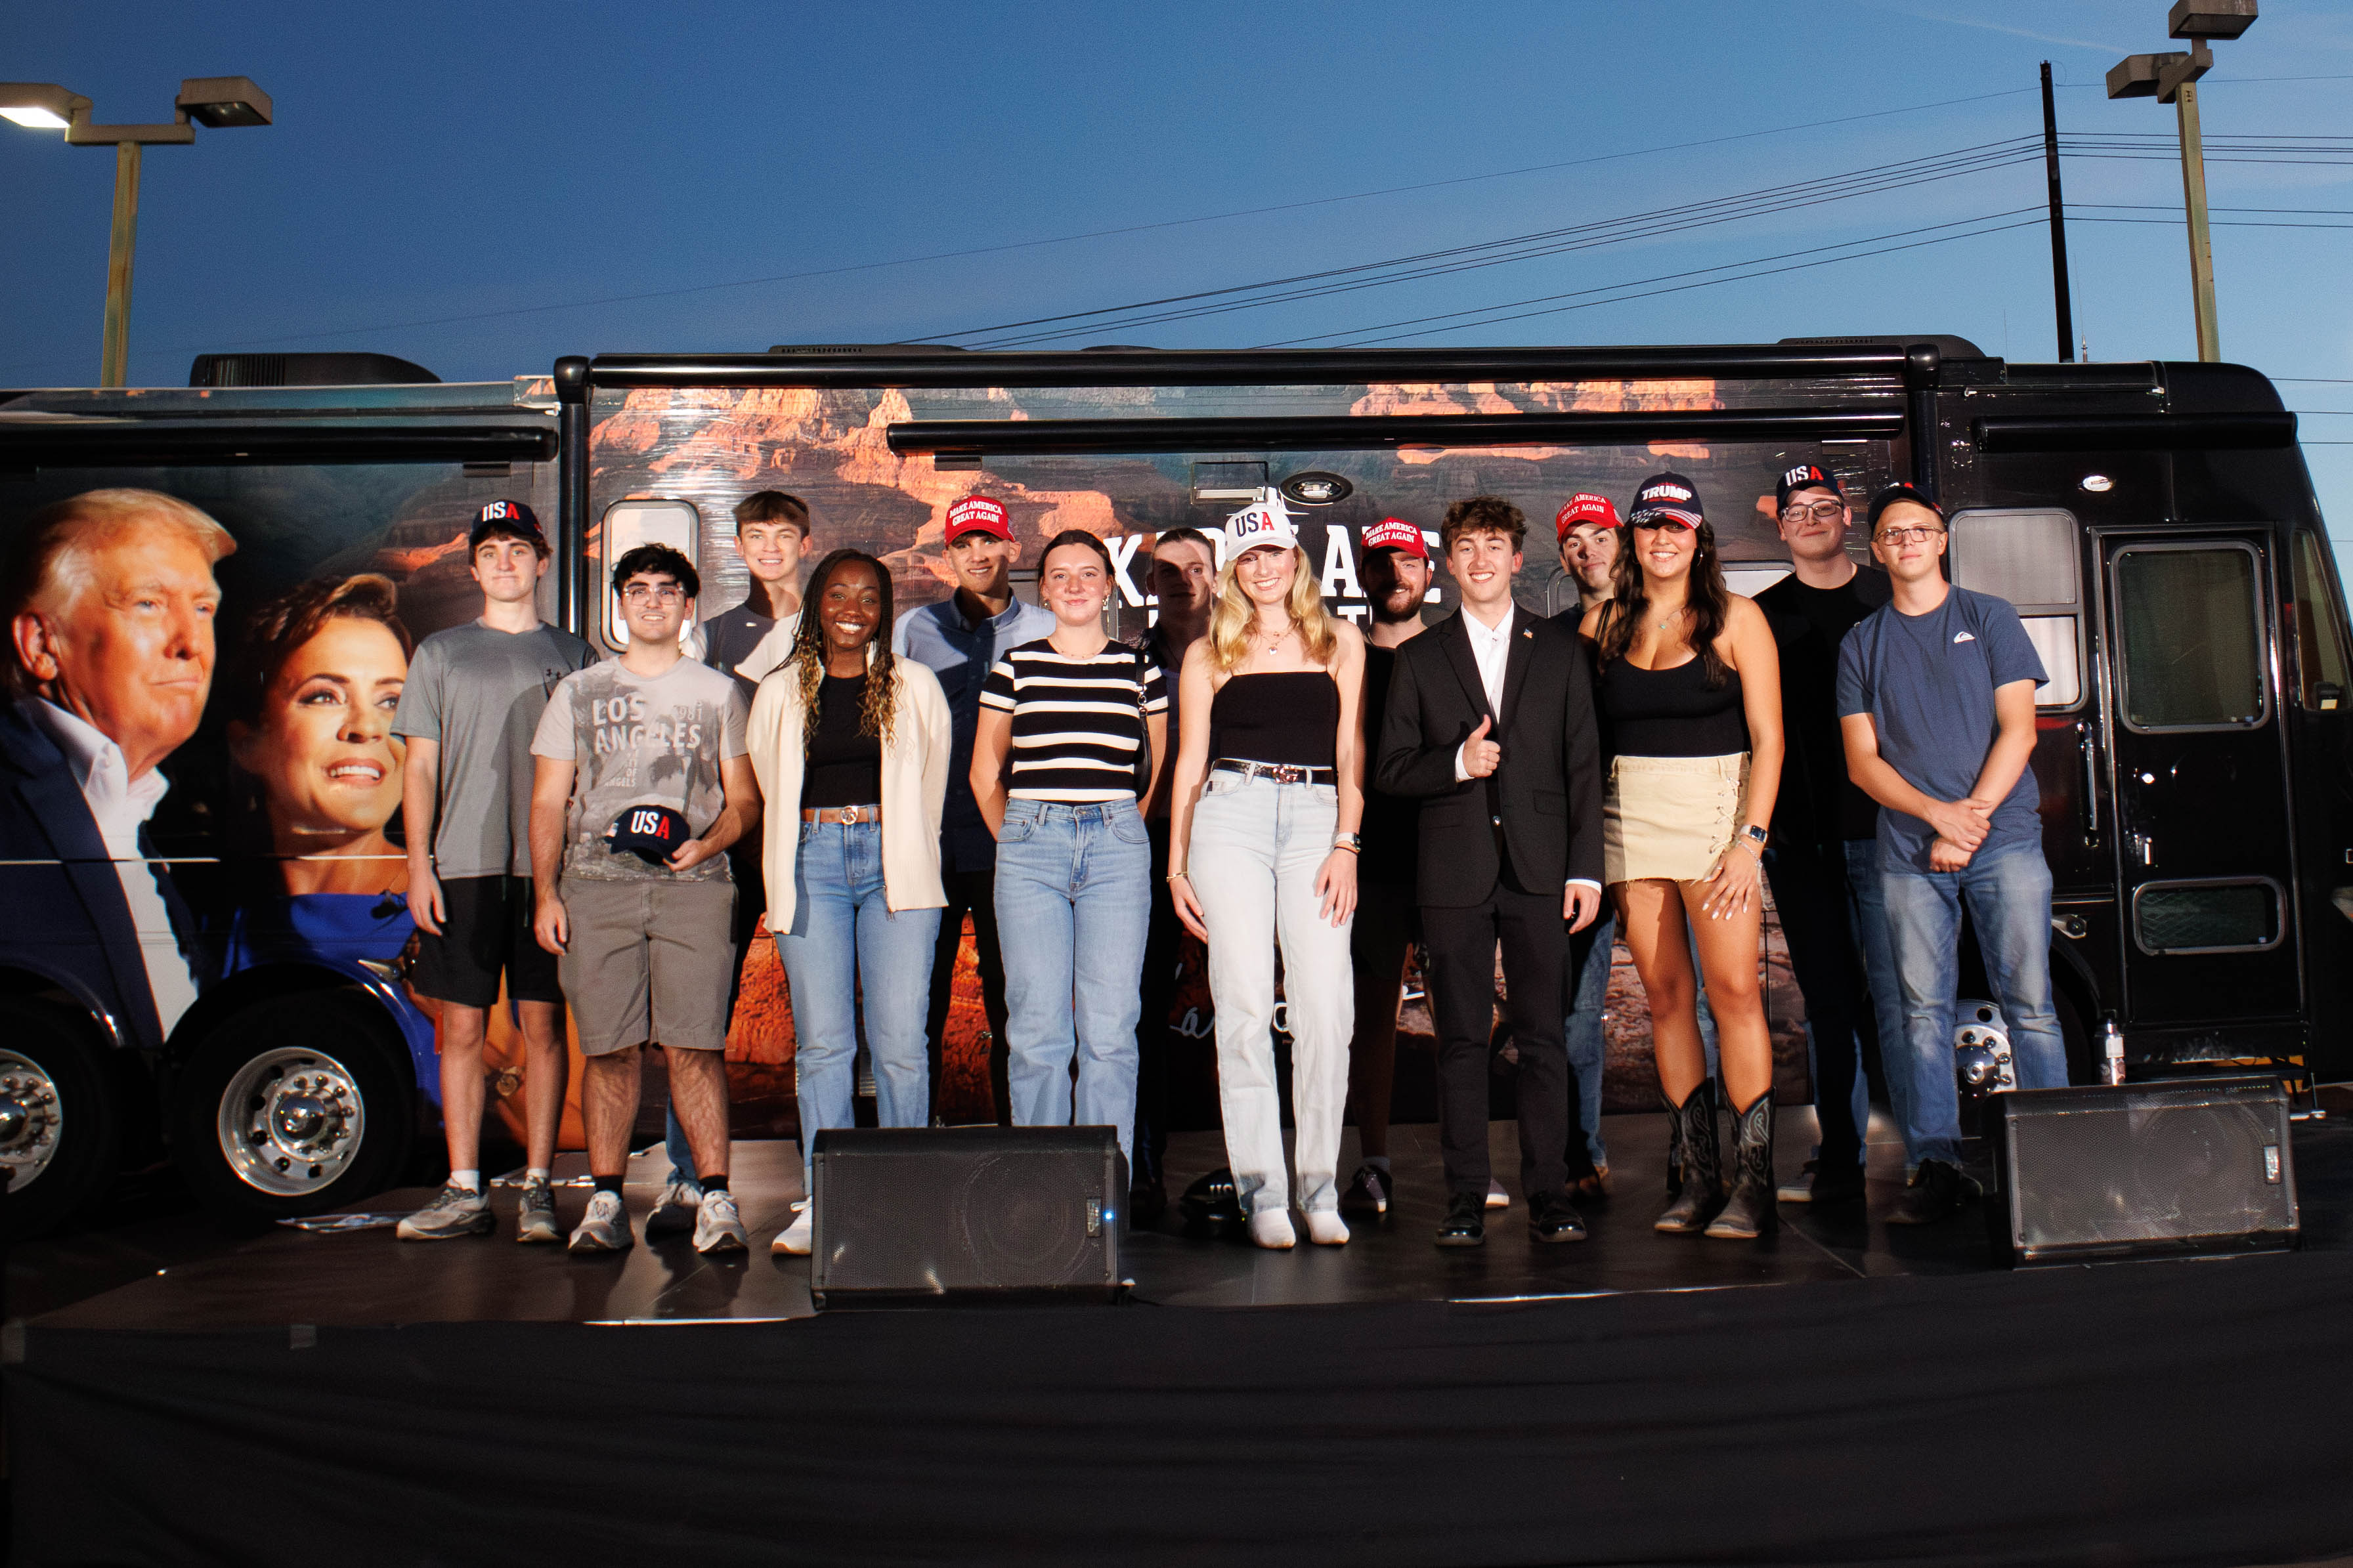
[0,699,202,1051]
[1374,606,1604,908]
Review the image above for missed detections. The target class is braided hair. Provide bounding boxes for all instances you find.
[789,549,899,746]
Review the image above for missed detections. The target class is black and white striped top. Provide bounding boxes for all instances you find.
[980,640,1169,803]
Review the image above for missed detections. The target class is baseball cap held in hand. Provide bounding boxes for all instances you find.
[605,804,692,864]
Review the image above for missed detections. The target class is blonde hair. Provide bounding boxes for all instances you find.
[1207,545,1337,675]
[5,488,238,696]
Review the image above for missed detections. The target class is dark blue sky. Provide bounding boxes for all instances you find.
[6,1,2349,526]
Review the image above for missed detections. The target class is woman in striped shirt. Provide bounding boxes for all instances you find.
[971,530,1168,1168]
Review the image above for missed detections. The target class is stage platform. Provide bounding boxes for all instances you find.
[13,1114,2353,1567]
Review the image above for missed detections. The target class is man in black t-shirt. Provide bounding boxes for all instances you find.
[1339,518,1434,1216]
[1752,463,1899,1206]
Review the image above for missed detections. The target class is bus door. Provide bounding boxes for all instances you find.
[2100,532,2301,1027]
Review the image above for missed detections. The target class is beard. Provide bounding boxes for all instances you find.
[1370,583,1423,624]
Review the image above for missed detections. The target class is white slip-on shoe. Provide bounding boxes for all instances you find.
[1304,1210,1350,1246]
[1248,1210,1296,1250]
[772,1206,814,1256]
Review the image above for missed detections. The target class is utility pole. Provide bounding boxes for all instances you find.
[2107,2,2256,364]
[2040,62,2075,362]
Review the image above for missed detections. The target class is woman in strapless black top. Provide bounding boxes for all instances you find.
[1164,504,1366,1252]
[1579,473,1785,1242]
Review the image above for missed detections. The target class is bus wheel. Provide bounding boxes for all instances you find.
[0,996,120,1241]
[173,989,415,1220]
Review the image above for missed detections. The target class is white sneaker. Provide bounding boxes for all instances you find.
[692,1189,747,1254]
[1304,1210,1350,1246]
[772,1206,813,1255]
[1248,1210,1296,1250]
[1485,1179,1510,1210]
[567,1190,633,1253]
[645,1180,702,1238]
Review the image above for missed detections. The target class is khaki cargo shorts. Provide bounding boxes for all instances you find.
[557,876,737,1056]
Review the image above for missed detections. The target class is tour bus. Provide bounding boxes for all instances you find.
[0,336,2339,1238]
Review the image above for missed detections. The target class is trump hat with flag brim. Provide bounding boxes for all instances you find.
[1628,473,1706,530]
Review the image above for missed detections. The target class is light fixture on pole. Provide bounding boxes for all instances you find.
[2105,1,2257,363]
[0,77,272,388]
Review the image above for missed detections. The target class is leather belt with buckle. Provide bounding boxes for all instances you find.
[802,804,881,824]
[1211,759,1336,786]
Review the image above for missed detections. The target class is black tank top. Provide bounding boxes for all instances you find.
[1210,671,1339,768]
[1601,656,1750,757]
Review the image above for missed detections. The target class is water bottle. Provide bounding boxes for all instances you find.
[2100,1017,2126,1087]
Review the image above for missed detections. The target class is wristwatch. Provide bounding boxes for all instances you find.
[1331,832,1362,853]
[1737,824,1769,851]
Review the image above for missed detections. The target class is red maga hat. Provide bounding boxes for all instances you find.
[1554,493,1620,540]
[1360,517,1429,560]
[944,495,1012,542]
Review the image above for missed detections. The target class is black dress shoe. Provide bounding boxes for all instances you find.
[1178,1168,1243,1226]
[1886,1158,1967,1225]
[1527,1190,1587,1243]
[1435,1193,1486,1248]
[1128,1175,1167,1229]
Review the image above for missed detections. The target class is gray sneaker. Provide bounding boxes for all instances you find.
[567,1189,634,1253]
[515,1177,561,1243]
[396,1183,493,1241]
[693,1189,748,1254]
[645,1179,702,1238]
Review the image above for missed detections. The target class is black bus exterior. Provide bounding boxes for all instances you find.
[0,337,2339,1237]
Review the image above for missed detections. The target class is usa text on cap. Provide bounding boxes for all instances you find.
[1776,463,1844,511]
[605,803,693,864]
[944,495,1012,542]
[1553,493,1620,540]
[471,498,546,547]
[1225,494,1299,552]
[1360,517,1428,560]
[1628,472,1705,529]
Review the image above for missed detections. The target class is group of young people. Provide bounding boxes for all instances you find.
[393,456,2069,1257]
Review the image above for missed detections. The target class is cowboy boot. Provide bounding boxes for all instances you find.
[1706,1090,1780,1240]
[1654,1079,1723,1234]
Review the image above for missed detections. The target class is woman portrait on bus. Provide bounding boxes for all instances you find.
[216,574,418,979]
[1580,473,1785,1241]
[971,530,1167,1176]
[1167,498,1365,1250]
[748,549,951,1256]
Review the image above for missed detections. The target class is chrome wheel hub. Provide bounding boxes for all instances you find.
[0,1051,62,1192]
[217,1047,367,1197]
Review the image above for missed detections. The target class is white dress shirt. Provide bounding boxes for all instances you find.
[1450,604,1601,896]
[28,700,201,1034]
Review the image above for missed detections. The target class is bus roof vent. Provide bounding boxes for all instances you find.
[189,352,440,387]
[1778,334,1987,360]
[765,343,969,355]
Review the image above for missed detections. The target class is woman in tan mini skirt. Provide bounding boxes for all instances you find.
[1580,471,1785,1240]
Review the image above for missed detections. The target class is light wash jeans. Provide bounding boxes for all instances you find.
[777,820,941,1181]
[993,797,1152,1166]
[1564,913,1719,1170]
[1881,837,2067,1168]
[1188,771,1354,1216]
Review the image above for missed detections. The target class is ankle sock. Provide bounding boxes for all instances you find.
[450,1169,481,1193]
[594,1174,624,1198]
[527,1166,550,1185]
[699,1175,729,1195]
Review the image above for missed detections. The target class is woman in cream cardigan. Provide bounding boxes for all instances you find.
[748,549,951,1256]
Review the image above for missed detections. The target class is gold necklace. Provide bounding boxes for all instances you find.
[1255,619,1294,651]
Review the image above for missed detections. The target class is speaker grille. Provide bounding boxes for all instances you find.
[2000,1078,2297,1260]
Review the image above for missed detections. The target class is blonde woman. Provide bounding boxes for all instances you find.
[1167,498,1366,1250]
[749,549,952,1256]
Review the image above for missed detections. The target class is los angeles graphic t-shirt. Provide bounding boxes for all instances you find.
[530,656,749,882]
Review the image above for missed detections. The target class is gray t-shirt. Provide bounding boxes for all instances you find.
[391,620,594,879]
[1836,585,2048,873]
[530,656,749,883]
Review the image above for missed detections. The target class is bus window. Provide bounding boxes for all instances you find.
[2115,544,2266,732]
[1951,508,2083,711]
[599,498,699,647]
[2291,530,2352,711]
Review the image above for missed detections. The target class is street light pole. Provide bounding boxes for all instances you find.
[2106,3,2256,364]
[0,76,271,387]
[2040,62,2076,362]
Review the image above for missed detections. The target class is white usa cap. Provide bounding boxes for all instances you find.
[1224,492,1299,553]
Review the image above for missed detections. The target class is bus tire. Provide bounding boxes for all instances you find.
[0,996,120,1242]
[171,988,416,1221]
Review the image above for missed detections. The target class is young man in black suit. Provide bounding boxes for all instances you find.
[1375,496,1606,1247]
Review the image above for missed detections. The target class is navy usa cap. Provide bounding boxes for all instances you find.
[469,498,548,550]
[604,803,692,864]
[1775,463,1844,511]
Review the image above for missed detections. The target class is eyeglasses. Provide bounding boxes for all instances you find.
[1780,501,1846,524]
[1872,526,1945,547]
[1631,519,1695,535]
[620,583,685,605]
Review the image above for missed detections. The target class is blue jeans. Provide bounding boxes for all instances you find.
[1880,838,2067,1167]
[777,820,941,1179]
[1565,913,1716,1169]
[993,798,1152,1166]
[1844,836,1907,1149]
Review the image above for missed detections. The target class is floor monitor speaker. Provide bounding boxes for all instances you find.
[1987,1075,2299,1266]
[808,1126,1127,1307]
